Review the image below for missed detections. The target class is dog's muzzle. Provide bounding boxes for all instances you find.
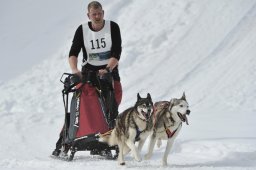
[142,109,152,121]
[177,110,190,125]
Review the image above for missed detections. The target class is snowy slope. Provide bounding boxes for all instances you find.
[0,0,256,169]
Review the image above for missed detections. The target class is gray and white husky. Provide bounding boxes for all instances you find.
[99,93,154,165]
[144,92,190,166]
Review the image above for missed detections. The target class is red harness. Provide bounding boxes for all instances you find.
[153,101,181,138]
[164,123,181,138]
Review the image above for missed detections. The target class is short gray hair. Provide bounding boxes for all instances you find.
[87,1,102,12]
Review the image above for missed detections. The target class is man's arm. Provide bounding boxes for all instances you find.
[69,25,83,76]
[69,56,82,78]
[69,56,79,73]
[98,57,118,76]
[98,22,122,76]
[107,57,119,70]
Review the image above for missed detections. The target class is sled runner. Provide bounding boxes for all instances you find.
[52,71,120,161]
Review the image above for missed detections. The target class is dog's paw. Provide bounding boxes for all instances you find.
[157,139,162,148]
[144,153,151,160]
[118,155,125,165]
[135,156,142,162]
[162,160,168,166]
[119,162,125,166]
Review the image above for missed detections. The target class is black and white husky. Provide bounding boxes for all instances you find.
[99,93,154,165]
[144,92,190,166]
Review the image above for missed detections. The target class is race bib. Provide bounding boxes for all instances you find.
[82,20,112,66]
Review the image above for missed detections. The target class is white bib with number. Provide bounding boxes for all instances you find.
[82,20,112,66]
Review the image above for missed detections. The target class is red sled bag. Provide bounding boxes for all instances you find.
[76,84,110,137]
[52,72,122,161]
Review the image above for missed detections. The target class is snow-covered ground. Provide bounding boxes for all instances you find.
[0,0,256,169]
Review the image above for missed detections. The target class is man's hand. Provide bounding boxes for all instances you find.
[72,69,82,79]
[98,68,108,77]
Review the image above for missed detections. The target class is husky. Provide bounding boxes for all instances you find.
[99,93,154,165]
[144,92,190,166]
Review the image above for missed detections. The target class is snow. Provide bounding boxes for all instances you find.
[0,0,256,169]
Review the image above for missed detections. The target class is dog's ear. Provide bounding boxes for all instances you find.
[147,93,152,101]
[181,92,186,101]
[169,98,177,111]
[137,93,141,100]
[170,98,177,105]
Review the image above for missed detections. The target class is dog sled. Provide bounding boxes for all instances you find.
[51,70,121,161]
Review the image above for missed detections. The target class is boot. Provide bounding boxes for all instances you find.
[52,149,61,157]
[100,149,113,160]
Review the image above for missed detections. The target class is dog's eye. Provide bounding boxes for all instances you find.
[180,105,183,107]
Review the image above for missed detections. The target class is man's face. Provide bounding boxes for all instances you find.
[88,7,104,24]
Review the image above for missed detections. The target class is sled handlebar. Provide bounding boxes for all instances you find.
[60,73,81,94]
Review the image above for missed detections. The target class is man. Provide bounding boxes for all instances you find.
[69,1,122,86]
[52,1,122,158]
[71,1,122,118]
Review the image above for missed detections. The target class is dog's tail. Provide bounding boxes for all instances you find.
[98,129,118,146]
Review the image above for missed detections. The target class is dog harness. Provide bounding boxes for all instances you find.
[164,123,182,138]
[153,101,182,138]
[133,119,147,141]
[132,113,148,142]
[135,127,142,141]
